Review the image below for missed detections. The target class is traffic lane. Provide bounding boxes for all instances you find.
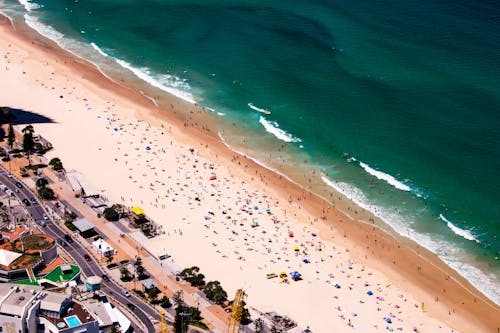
[44,224,157,332]
[0,168,158,331]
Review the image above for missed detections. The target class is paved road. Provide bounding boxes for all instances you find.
[0,167,160,333]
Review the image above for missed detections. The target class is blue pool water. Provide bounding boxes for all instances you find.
[65,315,82,328]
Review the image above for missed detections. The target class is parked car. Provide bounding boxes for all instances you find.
[101,274,109,282]
[64,234,73,243]
[30,198,37,204]
[127,303,135,310]
[84,254,91,261]
[159,253,171,260]
[15,182,22,188]
[123,290,131,297]
[22,199,31,206]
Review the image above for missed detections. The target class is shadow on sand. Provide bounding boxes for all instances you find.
[0,107,55,138]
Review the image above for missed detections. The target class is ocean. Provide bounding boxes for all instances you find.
[1,0,499,303]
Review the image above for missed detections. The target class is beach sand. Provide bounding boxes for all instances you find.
[0,15,498,332]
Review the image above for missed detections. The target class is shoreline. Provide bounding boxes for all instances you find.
[0,13,498,332]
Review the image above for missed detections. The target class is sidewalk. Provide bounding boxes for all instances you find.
[40,167,230,332]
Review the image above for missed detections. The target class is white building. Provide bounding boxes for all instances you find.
[0,283,99,333]
[92,238,116,258]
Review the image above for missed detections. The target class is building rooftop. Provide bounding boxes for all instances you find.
[0,284,43,317]
[42,300,96,329]
[73,218,94,233]
[39,292,70,313]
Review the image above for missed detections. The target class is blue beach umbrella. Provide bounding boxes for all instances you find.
[367,291,373,296]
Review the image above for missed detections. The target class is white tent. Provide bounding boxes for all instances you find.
[0,249,22,267]
[92,239,116,257]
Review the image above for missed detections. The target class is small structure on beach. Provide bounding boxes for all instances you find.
[92,238,116,258]
[72,218,97,238]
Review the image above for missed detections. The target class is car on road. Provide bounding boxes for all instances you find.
[101,274,109,282]
[84,254,91,261]
[64,234,73,243]
[57,238,67,246]
[22,199,31,206]
[5,189,14,196]
[15,182,22,188]
[127,303,135,310]
[43,214,49,220]
[123,290,131,297]
[6,173,12,178]
[159,253,171,260]
[30,198,37,204]
[38,220,46,227]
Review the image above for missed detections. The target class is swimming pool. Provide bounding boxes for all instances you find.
[64,315,82,327]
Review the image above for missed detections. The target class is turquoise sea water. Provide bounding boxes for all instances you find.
[2,0,499,302]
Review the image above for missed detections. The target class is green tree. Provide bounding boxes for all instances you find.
[134,256,146,280]
[146,287,160,303]
[22,125,35,165]
[49,157,64,171]
[172,290,184,308]
[254,318,265,333]
[120,267,132,282]
[38,186,55,200]
[179,266,205,287]
[103,207,119,221]
[160,296,171,309]
[36,178,48,187]
[7,123,15,148]
[174,308,189,333]
[203,280,227,305]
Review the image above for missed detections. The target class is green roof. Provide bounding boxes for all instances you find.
[44,265,80,282]
[15,264,80,286]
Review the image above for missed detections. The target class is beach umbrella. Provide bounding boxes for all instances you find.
[289,232,294,238]
[367,291,373,296]
[254,205,259,210]
[293,245,300,251]
[146,146,151,150]
[385,317,392,324]
[303,258,310,264]
[335,283,341,289]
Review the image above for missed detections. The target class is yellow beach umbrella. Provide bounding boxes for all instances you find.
[131,206,145,215]
[293,245,300,251]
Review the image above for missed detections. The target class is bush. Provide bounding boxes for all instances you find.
[160,296,171,309]
[107,263,118,269]
[36,178,48,187]
[49,157,64,171]
[103,207,119,221]
[132,289,145,299]
[64,221,76,231]
[38,186,55,200]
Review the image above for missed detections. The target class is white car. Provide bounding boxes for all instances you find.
[43,214,49,220]
[123,290,131,297]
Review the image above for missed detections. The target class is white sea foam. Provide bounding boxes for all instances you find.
[321,175,499,305]
[258,116,302,143]
[24,14,64,43]
[439,214,479,243]
[248,102,269,114]
[18,0,42,12]
[115,59,195,104]
[359,161,411,192]
[91,42,109,57]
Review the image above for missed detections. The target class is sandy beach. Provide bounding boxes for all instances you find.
[0,15,498,333]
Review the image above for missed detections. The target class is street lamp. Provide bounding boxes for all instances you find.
[179,312,190,333]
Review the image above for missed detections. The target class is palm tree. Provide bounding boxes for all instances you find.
[22,125,35,165]
[7,123,15,148]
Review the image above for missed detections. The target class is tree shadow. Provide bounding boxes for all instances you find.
[0,107,55,139]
